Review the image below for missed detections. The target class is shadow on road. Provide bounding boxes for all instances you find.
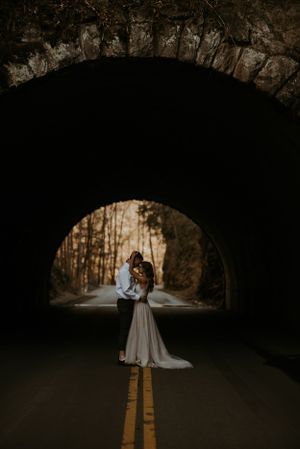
[240,340,300,384]
[264,353,300,384]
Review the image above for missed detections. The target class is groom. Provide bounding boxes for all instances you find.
[116,250,143,365]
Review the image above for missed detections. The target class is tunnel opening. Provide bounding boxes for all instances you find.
[49,199,228,311]
[0,57,300,332]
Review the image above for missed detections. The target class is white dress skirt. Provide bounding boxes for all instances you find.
[124,291,193,369]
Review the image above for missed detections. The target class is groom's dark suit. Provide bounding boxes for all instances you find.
[115,262,140,351]
[117,298,134,350]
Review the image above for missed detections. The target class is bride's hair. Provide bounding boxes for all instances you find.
[141,261,154,292]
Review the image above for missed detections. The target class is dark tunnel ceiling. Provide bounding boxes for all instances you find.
[0,57,299,192]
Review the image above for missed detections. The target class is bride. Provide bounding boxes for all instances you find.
[124,251,193,369]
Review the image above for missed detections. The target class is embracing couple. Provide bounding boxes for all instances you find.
[116,251,193,369]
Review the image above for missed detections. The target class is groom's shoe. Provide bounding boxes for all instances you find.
[118,358,126,366]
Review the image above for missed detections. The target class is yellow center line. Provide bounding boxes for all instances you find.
[121,366,140,449]
[143,368,157,449]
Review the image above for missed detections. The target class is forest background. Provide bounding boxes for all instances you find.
[51,200,225,307]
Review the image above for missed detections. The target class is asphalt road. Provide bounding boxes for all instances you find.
[1,306,300,449]
[51,285,202,308]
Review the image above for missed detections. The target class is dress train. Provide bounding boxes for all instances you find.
[125,301,193,369]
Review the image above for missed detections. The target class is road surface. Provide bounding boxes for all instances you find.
[51,285,206,309]
[1,306,300,449]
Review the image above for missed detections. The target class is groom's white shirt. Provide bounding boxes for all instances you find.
[116,262,140,301]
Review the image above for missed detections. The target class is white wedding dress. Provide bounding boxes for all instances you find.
[124,285,193,369]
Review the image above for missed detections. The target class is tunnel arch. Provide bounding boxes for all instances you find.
[0,0,299,118]
[0,55,300,330]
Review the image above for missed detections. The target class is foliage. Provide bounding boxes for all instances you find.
[50,200,166,298]
[138,201,225,306]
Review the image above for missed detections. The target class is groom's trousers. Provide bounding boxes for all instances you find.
[117,298,134,351]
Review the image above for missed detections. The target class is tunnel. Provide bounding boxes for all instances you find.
[1,1,300,446]
[0,56,300,330]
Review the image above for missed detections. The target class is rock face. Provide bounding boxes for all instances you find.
[0,0,299,116]
[161,208,224,306]
[162,211,204,294]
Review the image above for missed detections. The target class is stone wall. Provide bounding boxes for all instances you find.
[0,0,299,117]
[160,207,225,306]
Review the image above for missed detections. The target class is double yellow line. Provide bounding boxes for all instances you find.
[121,367,157,449]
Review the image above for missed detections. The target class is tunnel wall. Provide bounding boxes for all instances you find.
[0,56,300,330]
[0,0,299,118]
[1,0,300,329]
